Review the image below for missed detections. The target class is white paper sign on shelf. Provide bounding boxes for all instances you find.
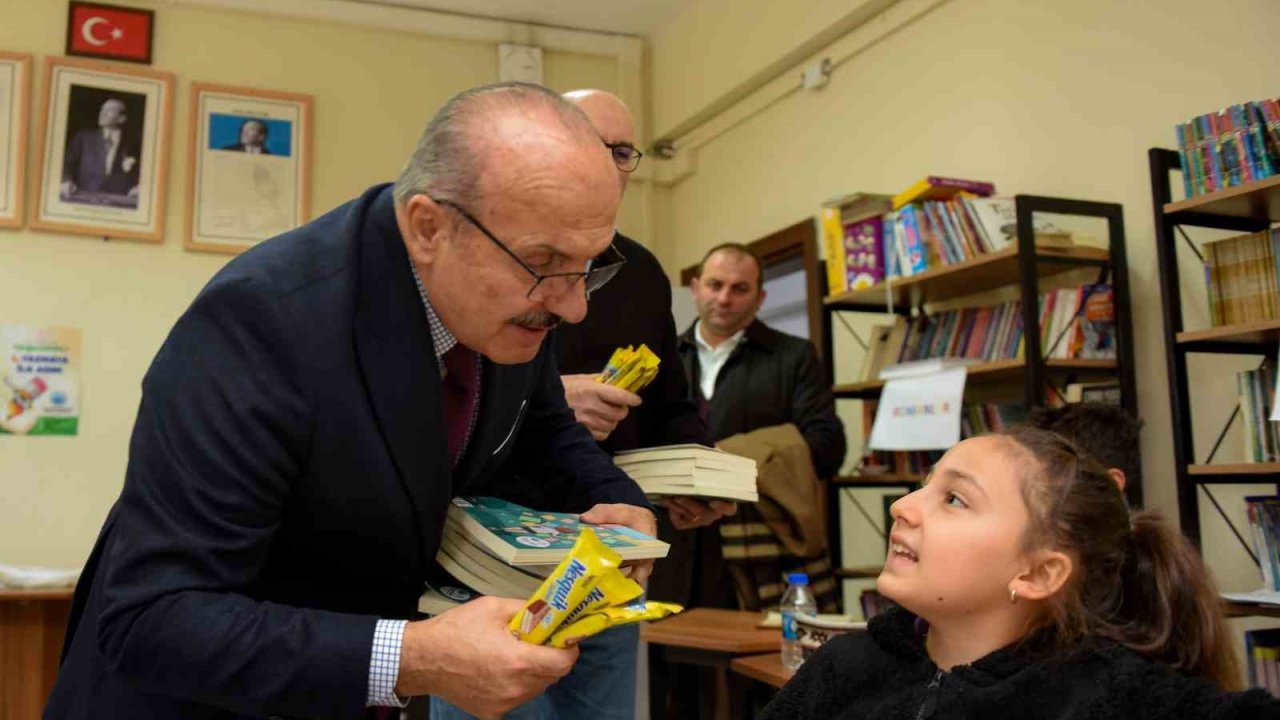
[868,366,967,451]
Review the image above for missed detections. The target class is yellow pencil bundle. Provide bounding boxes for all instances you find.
[509,527,682,648]
[597,344,660,394]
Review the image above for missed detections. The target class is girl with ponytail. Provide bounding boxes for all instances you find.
[762,426,1280,719]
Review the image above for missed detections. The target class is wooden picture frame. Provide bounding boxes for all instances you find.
[0,52,31,229]
[185,82,313,255]
[31,56,172,243]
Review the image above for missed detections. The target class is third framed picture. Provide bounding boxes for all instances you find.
[185,83,313,254]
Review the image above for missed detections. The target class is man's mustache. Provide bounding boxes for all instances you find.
[509,311,562,331]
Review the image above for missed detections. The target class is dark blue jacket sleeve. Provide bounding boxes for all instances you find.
[96,274,376,719]
[500,344,653,515]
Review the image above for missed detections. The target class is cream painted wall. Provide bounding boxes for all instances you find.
[0,0,627,567]
[647,0,1280,615]
[648,0,888,136]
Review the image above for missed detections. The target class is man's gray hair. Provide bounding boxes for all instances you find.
[393,82,597,207]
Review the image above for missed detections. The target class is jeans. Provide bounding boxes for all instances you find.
[428,623,639,720]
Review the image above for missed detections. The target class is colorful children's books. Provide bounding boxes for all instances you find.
[449,496,669,566]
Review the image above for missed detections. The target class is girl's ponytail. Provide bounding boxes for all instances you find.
[1108,511,1240,690]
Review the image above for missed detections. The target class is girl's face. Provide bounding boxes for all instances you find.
[877,435,1036,620]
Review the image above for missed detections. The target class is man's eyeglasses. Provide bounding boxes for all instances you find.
[605,142,643,173]
[432,198,626,299]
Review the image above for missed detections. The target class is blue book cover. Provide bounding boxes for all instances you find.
[449,496,668,565]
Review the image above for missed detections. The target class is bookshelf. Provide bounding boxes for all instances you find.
[819,194,1140,591]
[1149,148,1280,623]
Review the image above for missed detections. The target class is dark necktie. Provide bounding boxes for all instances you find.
[442,344,479,466]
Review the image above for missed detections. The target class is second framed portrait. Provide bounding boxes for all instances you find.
[0,52,31,229]
[185,83,313,254]
[32,56,173,242]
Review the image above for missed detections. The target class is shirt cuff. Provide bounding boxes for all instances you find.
[367,619,410,708]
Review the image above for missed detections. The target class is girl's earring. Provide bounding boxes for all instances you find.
[1009,588,1018,604]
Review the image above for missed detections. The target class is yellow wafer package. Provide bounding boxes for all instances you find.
[558,567,644,629]
[508,527,621,645]
[547,599,683,648]
[598,344,660,393]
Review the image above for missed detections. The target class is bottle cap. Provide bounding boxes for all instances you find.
[786,572,809,586]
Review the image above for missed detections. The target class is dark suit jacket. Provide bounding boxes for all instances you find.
[550,233,705,455]
[45,184,651,720]
[221,142,272,154]
[678,319,845,478]
[62,129,139,194]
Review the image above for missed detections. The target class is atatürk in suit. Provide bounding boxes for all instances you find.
[45,184,649,719]
[62,128,139,196]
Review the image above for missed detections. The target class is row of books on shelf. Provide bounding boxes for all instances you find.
[821,177,1076,296]
[1203,228,1280,328]
[1175,97,1280,199]
[1246,629,1280,699]
[856,285,1116,382]
[1238,363,1279,464]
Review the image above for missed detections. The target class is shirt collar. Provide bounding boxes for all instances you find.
[408,261,456,363]
[694,320,744,353]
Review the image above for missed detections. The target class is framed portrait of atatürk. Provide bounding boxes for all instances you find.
[0,52,32,229]
[31,56,172,242]
[185,82,313,254]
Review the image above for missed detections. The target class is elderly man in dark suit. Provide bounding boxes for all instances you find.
[221,118,271,154]
[45,82,656,720]
[60,97,140,200]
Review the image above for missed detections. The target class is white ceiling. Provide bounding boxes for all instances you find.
[352,0,689,36]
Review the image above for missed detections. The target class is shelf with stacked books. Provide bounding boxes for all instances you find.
[824,244,1110,310]
[1177,319,1280,351]
[1150,147,1280,551]
[832,358,1119,400]
[817,187,1139,604]
[1163,173,1280,225]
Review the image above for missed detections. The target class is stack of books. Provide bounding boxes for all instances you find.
[418,496,670,615]
[1175,98,1280,199]
[613,444,758,502]
[1238,368,1280,464]
[1246,629,1280,698]
[1203,228,1280,327]
[1247,496,1280,591]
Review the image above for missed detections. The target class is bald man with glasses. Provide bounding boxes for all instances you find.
[47,83,658,720]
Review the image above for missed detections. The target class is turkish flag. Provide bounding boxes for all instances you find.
[67,2,154,64]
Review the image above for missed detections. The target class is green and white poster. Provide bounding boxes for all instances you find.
[1,325,81,436]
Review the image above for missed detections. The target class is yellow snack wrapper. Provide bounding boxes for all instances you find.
[559,568,644,629]
[547,600,683,648]
[509,527,621,645]
[616,346,659,393]
[598,346,634,385]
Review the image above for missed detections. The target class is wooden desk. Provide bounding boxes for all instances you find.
[1,589,73,720]
[731,652,793,690]
[643,609,780,720]
[641,608,780,653]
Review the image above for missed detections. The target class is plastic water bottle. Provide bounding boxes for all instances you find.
[780,572,818,670]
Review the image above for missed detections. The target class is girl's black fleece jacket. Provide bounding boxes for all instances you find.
[760,607,1280,720]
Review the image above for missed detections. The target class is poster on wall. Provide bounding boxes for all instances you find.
[0,52,31,229]
[1,325,82,436]
[185,82,312,254]
[31,56,173,243]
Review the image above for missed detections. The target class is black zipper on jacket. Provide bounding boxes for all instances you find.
[914,670,944,720]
